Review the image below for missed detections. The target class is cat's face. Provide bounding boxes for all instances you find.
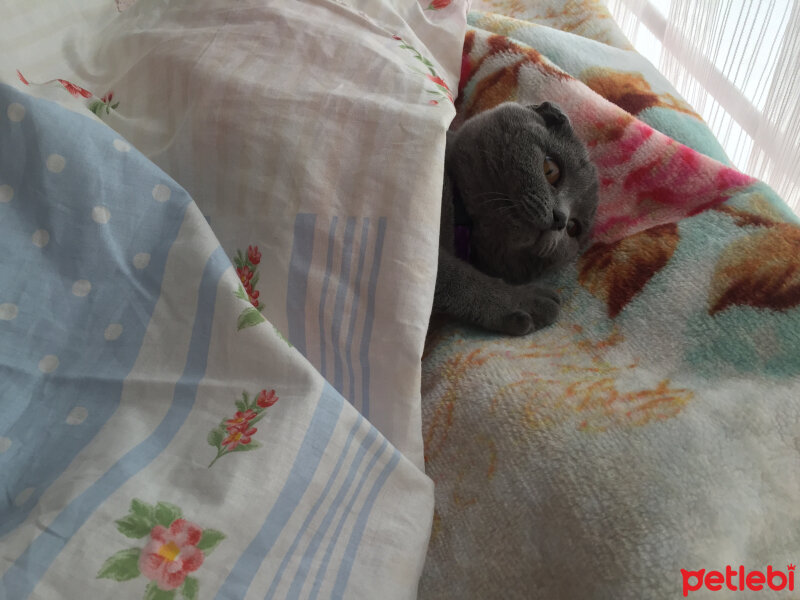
[446,102,598,284]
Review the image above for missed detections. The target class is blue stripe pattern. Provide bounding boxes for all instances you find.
[358,217,387,418]
[345,220,371,401]
[262,416,363,600]
[331,449,401,598]
[285,214,387,417]
[286,213,317,357]
[331,217,356,392]
[214,382,345,600]
[284,426,380,599]
[307,438,389,600]
[317,217,339,378]
[0,245,228,598]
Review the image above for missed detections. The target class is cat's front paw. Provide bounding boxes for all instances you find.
[498,285,560,336]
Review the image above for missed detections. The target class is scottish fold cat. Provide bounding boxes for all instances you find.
[434,102,598,335]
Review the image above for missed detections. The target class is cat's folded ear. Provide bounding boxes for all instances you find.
[528,102,570,128]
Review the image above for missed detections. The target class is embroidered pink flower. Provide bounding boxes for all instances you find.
[222,425,257,450]
[138,519,204,591]
[426,74,454,101]
[225,410,257,430]
[427,0,451,9]
[256,389,278,408]
[17,70,29,85]
[247,245,261,265]
[57,79,93,99]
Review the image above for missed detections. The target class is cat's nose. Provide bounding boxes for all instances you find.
[551,209,567,230]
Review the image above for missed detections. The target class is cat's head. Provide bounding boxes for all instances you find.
[446,101,598,284]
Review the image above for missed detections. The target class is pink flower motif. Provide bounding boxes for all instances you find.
[16,70,29,86]
[427,0,451,9]
[222,425,257,450]
[392,34,402,41]
[225,410,257,430]
[247,245,261,266]
[256,389,278,408]
[428,99,439,106]
[426,74,454,101]
[101,91,114,104]
[57,79,93,99]
[138,519,205,591]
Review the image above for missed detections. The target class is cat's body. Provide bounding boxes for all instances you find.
[434,102,598,335]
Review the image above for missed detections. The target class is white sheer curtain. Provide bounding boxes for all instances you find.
[606,0,800,213]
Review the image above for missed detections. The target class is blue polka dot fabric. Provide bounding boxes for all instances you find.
[0,83,192,536]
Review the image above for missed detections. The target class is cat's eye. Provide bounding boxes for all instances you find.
[543,156,561,186]
[566,219,582,237]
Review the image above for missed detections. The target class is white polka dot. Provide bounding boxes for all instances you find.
[14,487,35,507]
[0,303,18,320]
[66,406,88,425]
[152,184,171,203]
[32,229,49,247]
[0,184,12,203]
[133,252,150,269]
[72,279,91,297]
[7,102,25,122]
[92,205,110,223]
[0,437,11,453]
[104,323,123,340]
[46,154,66,173]
[113,139,131,152]
[38,354,59,373]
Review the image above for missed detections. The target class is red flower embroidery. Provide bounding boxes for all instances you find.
[16,70,29,86]
[57,79,93,99]
[247,245,261,265]
[392,34,402,41]
[222,425,257,450]
[225,410,257,430]
[427,0,451,9]
[138,519,204,591]
[256,389,278,408]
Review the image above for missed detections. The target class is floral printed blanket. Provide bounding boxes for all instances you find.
[421,2,800,598]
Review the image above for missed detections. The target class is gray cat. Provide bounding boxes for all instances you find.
[434,101,598,335]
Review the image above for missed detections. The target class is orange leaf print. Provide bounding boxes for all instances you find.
[581,66,699,118]
[708,223,800,315]
[578,223,680,318]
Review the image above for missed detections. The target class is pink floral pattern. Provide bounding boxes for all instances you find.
[139,520,204,591]
[392,35,454,105]
[16,70,120,118]
[233,245,267,330]
[207,389,280,467]
[97,499,224,600]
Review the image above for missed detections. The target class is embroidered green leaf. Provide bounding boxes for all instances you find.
[115,514,153,539]
[144,581,176,600]
[130,498,156,524]
[231,440,262,454]
[196,528,226,554]
[111,101,120,110]
[250,272,260,288]
[181,576,199,600]
[88,100,103,116]
[154,501,182,528]
[235,398,247,412]
[207,426,224,448]
[237,306,266,330]
[234,285,248,301]
[96,547,141,581]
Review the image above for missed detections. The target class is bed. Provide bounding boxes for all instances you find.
[1,0,799,599]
